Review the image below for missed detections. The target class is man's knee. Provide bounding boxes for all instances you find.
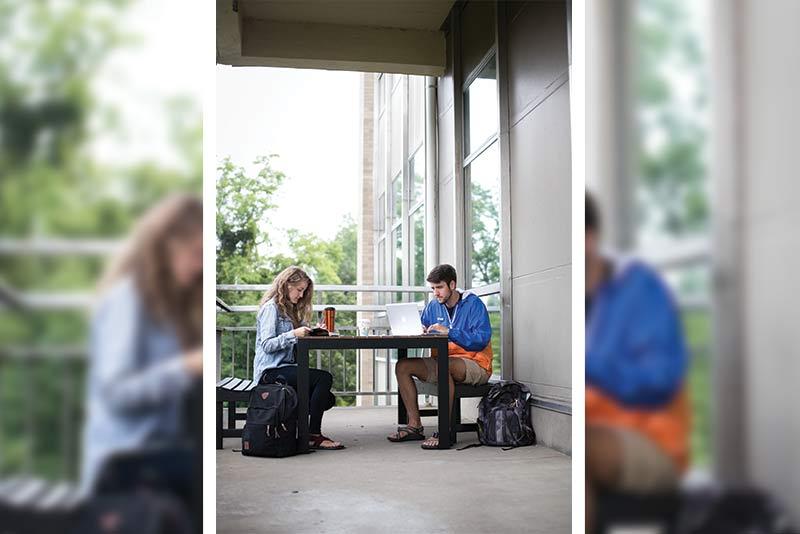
[586,426,623,485]
[395,358,410,376]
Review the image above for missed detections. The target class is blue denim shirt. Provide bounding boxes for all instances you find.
[252,299,304,382]
[81,277,192,493]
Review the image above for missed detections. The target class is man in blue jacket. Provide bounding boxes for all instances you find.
[585,192,689,533]
[387,264,493,449]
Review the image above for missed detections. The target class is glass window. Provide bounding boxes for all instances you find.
[409,75,425,152]
[409,149,425,207]
[411,208,425,287]
[392,174,403,221]
[377,193,385,233]
[468,141,500,287]
[393,226,403,299]
[376,113,386,195]
[464,56,498,156]
[390,85,403,176]
[377,239,386,282]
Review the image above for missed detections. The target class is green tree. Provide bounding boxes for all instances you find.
[634,0,708,239]
[470,182,500,286]
[0,0,202,480]
[215,156,359,403]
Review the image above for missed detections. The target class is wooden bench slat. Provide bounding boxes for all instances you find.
[216,376,236,388]
[8,478,47,507]
[35,482,75,511]
[234,379,253,391]
[222,378,242,391]
[0,477,24,500]
[244,381,257,391]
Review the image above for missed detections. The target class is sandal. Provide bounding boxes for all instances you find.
[309,434,345,450]
[387,425,425,442]
[421,432,440,450]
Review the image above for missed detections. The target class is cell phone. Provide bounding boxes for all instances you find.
[308,327,329,337]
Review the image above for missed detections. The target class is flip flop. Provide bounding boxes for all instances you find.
[309,434,345,450]
[387,425,426,442]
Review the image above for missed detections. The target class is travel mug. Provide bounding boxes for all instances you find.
[323,306,336,332]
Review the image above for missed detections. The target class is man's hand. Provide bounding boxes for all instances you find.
[426,324,449,335]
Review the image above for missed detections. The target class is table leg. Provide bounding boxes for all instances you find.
[296,344,310,453]
[437,338,451,449]
[397,348,408,425]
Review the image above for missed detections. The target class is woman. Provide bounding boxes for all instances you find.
[82,194,203,498]
[254,266,343,450]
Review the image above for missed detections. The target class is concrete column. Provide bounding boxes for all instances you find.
[712,0,800,523]
[357,73,376,407]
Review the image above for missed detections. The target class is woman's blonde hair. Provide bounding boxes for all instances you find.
[99,193,203,348]
[261,266,313,328]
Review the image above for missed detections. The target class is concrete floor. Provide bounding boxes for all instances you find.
[217,406,571,534]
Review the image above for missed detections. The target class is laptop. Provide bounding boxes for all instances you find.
[386,302,424,336]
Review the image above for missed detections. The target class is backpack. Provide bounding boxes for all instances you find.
[476,381,536,448]
[241,375,298,458]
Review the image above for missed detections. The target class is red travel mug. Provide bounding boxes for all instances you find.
[323,307,335,332]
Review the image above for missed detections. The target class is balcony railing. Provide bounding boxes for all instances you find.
[215,283,503,405]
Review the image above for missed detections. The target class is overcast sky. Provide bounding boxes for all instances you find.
[89,0,363,250]
[216,66,362,250]
[90,0,205,169]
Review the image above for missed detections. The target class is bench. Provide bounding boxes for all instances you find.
[400,379,497,444]
[216,377,257,449]
[0,476,83,533]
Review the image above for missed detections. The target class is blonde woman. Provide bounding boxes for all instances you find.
[254,266,343,450]
[82,194,203,496]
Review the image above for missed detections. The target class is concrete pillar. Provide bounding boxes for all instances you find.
[357,73,376,407]
[712,0,800,523]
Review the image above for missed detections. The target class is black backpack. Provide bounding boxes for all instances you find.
[476,381,536,448]
[241,376,298,458]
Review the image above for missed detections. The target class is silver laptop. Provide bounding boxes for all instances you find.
[386,302,424,336]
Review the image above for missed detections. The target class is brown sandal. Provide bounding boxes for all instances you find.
[309,434,345,450]
[387,425,425,442]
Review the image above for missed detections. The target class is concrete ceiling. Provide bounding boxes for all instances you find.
[217,0,455,75]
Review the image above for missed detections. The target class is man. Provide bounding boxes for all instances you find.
[585,192,690,532]
[387,264,493,449]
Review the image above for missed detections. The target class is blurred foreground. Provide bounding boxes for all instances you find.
[587,0,799,532]
[0,1,203,532]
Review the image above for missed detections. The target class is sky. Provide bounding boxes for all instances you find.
[216,66,362,250]
[89,0,206,169]
[85,0,362,252]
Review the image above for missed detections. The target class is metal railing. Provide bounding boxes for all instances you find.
[0,238,122,481]
[216,284,431,406]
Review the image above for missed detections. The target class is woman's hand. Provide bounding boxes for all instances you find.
[293,326,312,337]
[315,321,328,330]
[182,348,203,376]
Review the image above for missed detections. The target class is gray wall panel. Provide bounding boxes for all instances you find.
[512,265,571,402]
[438,105,455,184]
[507,1,569,122]
[509,82,572,276]
[437,176,457,266]
[532,407,572,455]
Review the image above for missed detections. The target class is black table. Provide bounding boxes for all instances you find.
[295,334,451,451]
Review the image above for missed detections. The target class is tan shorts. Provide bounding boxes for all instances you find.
[421,357,491,386]
[614,427,680,493]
